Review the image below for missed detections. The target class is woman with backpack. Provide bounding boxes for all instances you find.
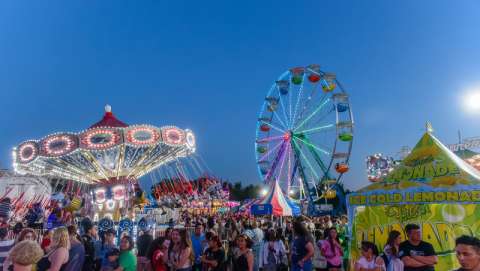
[259,229,287,271]
[381,231,404,271]
[354,241,385,271]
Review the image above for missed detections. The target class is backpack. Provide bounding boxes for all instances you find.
[312,243,327,269]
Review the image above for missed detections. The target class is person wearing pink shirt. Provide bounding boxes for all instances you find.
[321,228,343,271]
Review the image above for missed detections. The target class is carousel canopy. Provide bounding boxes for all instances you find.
[359,132,480,192]
[258,180,300,216]
[13,105,196,185]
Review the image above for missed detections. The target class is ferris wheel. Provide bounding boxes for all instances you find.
[255,64,353,210]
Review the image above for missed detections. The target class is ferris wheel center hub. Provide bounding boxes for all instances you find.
[283,131,292,140]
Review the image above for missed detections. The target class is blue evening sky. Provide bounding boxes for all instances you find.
[1,1,480,190]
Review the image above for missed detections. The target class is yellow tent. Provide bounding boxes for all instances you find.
[347,131,480,271]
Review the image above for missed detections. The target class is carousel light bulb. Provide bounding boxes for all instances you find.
[261,188,268,196]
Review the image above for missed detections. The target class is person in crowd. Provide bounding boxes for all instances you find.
[37,227,70,271]
[336,216,349,268]
[275,228,286,246]
[81,220,97,271]
[147,237,169,271]
[290,221,314,271]
[226,219,239,245]
[232,234,253,271]
[16,228,37,243]
[63,225,85,271]
[321,227,343,271]
[259,229,287,271]
[207,218,216,233]
[101,248,120,271]
[41,231,52,253]
[216,220,225,242]
[3,228,38,271]
[0,227,15,270]
[117,236,136,271]
[226,219,240,263]
[100,229,117,271]
[204,231,215,248]
[305,219,315,234]
[184,217,192,228]
[454,235,480,271]
[12,224,23,238]
[201,235,225,271]
[164,228,173,241]
[337,216,348,235]
[354,241,385,271]
[191,224,205,271]
[399,224,437,271]
[168,229,193,271]
[136,226,153,271]
[381,230,404,271]
[94,231,104,271]
[284,222,294,248]
[324,216,333,229]
[243,221,263,271]
[314,218,323,235]
[7,240,44,271]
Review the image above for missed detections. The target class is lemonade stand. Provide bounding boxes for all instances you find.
[347,130,480,271]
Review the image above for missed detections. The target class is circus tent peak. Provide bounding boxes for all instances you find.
[359,131,480,192]
[260,180,300,216]
[90,104,128,128]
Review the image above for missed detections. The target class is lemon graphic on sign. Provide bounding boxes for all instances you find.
[442,204,465,223]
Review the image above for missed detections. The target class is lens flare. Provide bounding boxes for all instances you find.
[464,90,480,112]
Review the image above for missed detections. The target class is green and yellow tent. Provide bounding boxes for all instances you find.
[347,131,480,271]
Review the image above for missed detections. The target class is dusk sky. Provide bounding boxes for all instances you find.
[1,1,480,191]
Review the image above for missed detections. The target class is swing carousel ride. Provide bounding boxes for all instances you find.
[255,64,354,214]
[12,105,196,225]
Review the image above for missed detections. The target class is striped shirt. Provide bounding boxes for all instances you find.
[0,239,14,268]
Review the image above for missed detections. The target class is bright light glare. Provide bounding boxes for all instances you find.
[261,188,268,196]
[464,91,480,112]
[288,189,295,195]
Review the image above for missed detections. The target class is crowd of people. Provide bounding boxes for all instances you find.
[0,213,480,271]
[351,223,480,271]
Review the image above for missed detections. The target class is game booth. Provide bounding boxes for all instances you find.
[347,131,480,270]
